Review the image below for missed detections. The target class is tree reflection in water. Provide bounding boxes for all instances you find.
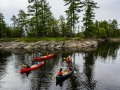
[0,42,120,90]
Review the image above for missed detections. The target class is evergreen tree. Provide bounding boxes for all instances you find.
[11,10,28,37]
[17,10,28,37]
[27,0,40,36]
[11,15,18,28]
[109,19,119,37]
[93,20,120,38]
[27,0,53,37]
[11,15,19,37]
[83,0,99,38]
[59,15,67,37]
[64,0,83,37]
[0,13,6,38]
[50,18,59,37]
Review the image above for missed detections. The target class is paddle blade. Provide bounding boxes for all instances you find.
[51,75,56,79]
[22,64,26,67]
[74,71,76,73]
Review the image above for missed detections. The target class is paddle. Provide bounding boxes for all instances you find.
[74,71,76,73]
[22,64,26,67]
[51,74,57,79]
[63,58,66,60]
[22,64,30,68]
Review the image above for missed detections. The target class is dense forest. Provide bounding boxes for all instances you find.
[0,0,120,39]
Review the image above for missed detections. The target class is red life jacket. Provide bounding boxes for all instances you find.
[66,57,72,63]
[69,67,73,71]
[57,71,63,76]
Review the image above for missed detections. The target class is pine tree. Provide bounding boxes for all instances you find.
[11,10,28,37]
[27,0,53,37]
[0,13,6,38]
[64,0,83,37]
[59,15,67,37]
[17,10,28,37]
[83,0,99,38]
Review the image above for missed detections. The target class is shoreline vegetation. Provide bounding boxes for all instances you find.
[1,0,120,54]
[0,37,120,53]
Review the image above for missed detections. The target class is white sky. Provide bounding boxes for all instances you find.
[0,0,120,26]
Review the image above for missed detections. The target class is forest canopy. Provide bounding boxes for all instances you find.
[0,0,120,39]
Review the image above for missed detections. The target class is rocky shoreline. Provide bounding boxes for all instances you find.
[0,39,98,53]
[1,38,120,53]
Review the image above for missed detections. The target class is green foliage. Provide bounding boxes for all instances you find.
[27,29,37,37]
[18,37,71,42]
[4,26,13,37]
[27,0,54,37]
[93,20,120,38]
[17,10,28,37]
[76,32,84,38]
[11,10,28,38]
[0,0,120,39]
[64,0,83,37]
[83,0,99,38]
[84,29,94,38]
[59,15,67,37]
[0,13,6,38]
[97,28,106,38]
[0,38,16,42]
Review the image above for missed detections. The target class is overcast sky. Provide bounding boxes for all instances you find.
[0,0,120,26]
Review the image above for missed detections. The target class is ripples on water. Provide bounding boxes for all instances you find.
[0,42,120,90]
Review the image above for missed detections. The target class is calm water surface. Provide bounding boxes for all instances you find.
[0,42,120,90]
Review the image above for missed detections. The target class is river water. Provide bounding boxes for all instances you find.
[0,42,120,90]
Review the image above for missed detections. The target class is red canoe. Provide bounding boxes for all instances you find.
[34,53,55,61]
[20,61,45,73]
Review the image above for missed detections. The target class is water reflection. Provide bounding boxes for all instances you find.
[83,52,96,89]
[23,72,31,77]
[0,50,12,79]
[95,42,120,60]
[0,42,120,90]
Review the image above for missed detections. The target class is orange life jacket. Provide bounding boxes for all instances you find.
[57,71,63,76]
[66,57,72,63]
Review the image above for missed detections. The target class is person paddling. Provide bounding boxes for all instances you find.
[57,68,63,76]
[26,64,30,68]
[68,64,73,71]
[38,53,41,58]
[22,63,30,68]
[66,56,72,63]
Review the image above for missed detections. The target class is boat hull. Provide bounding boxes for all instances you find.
[56,70,74,81]
[34,54,55,61]
[20,61,45,73]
